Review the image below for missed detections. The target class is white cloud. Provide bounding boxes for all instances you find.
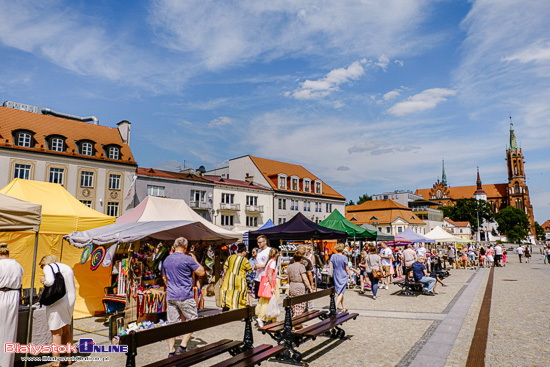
[503,42,550,64]
[375,55,390,70]
[336,166,350,171]
[387,88,456,116]
[383,89,402,101]
[208,116,233,127]
[289,60,366,100]
[394,59,404,66]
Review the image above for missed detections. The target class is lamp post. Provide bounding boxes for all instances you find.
[476,201,481,243]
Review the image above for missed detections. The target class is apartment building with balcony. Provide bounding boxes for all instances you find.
[0,101,136,216]
[203,175,273,232]
[134,167,215,220]
[207,155,346,225]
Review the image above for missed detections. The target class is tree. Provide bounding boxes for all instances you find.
[535,221,545,241]
[357,193,372,205]
[345,199,355,206]
[494,206,530,242]
[441,199,495,231]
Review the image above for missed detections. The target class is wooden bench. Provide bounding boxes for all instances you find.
[393,276,423,294]
[262,287,358,364]
[120,306,284,367]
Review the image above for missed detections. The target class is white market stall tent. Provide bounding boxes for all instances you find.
[424,225,472,243]
[116,196,241,242]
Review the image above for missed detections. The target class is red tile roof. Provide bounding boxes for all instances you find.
[345,199,425,225]
[415,184,508,201]
[542,220,550,232]
[137,167,213,183]
[0,106,136,165]
[247,155,345,200]
[203,175,271,190]
[444,218,470,227]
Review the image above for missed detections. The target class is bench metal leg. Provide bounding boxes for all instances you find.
[329,293,337,316]
[276,306,304,365]
[242,316,254,351]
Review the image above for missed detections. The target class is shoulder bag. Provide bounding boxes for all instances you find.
[258,260,274,299]
[39,263,66,306]
[369,255,384,279]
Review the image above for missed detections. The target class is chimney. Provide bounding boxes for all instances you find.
[117,120,131,144]
[245,175,254,184]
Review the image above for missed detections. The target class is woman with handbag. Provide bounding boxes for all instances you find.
[40,255,75,367]
[286,250,313,323]
[220,243,252,311]
[366,245,383,300]
[255,248,279,327]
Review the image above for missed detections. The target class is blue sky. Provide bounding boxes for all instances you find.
[1,0,549,222]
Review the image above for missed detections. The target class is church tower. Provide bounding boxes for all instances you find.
[506,119,535,234]
[474,167,487,201]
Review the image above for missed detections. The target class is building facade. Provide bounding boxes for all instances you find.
[372,190,423,207]
[415,121,536,235]
[442,218,472,241]
[203,176,273,232]
[345,199,427,235]
[134,168,215,220]
[208,155,346,225]
[0,101,136,216]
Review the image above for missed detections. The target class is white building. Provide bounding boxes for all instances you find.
[372,190,423,207]
[442,218,473,241]
[207,155,346,224]
[203,175,273,232]
[0,101,136,216]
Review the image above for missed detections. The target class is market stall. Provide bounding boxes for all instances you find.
[0,179,115,319]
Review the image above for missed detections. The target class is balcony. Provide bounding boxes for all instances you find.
[245,205,264,213]
[220,203,240,211]
[189,200,212,210]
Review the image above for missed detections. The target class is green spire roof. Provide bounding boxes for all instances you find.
[509,117,518,150]
[442,158,447,187]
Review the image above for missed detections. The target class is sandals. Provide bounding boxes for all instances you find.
[358,290,365,294]
[342,308,348,313]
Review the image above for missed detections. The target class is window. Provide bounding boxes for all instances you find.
[191,190,206,202]
[278,198,286,210]
[147,185,165,197]
[291,177,299,191]
[386,227,391,234]
[303,179,311,193]
[246,196,258,206]
[108,146,120,160]
[80,171,94,188]
[107,202,119,217]
[221,193,234,204]
[81,142,93,156]
[14,164,31,179]
[398,226,403,233]
[80,200,92,208]
[307,201,311,211]
[315,202,320,212]
[278,218,287,225]
[315,181,322,194]
[17,133,31,147]
[326,203,332,213]
[49,168,64,184]
[221,215,234,226]
[109,174,121,190]
[51,137,64,152]
[278,174,287,189]
[246,216,258,227]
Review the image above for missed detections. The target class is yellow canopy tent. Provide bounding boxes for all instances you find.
[0,179,115,318]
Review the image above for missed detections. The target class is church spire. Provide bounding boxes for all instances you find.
[474,167,487,200]
[509,116,518,150]
[441,158,447,187]
[476,167,482,190]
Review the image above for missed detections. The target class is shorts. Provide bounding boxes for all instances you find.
[468,253,475,261]
[167,298,198,323]
[360,269,367,277]
[382,265,391,275]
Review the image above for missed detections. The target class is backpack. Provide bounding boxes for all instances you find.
[39,263,66,306]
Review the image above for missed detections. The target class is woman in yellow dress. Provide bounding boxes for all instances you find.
[221,243,252,310]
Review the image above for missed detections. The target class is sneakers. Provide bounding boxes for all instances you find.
[257,319,264,328]
[372,296,377,300]
[422,290,435,296]
[168,346,186,359]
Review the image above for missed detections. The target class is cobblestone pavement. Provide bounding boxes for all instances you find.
[25,247,550,367]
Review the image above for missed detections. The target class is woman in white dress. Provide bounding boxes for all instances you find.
[0,243,24,367]
[40,255,76,366]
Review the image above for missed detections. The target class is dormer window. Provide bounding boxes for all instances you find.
[314,180,322,194]
[17,132,32,147]
[291,176,299,191]
[278,174,287,189]
[371,216,378,220]
[108,146,120,160]
[81,142,93,156]
[51,137,64,152]
[303,178,311,192]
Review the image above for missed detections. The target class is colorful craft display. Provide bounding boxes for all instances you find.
[90,246,106,270]
[80,244,93,264]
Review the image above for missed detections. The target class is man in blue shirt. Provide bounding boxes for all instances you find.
[411,257,436,295]
[162,237,205,357]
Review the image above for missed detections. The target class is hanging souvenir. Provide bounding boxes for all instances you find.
[102,244,118,267]
[80,244,93,264]
[90,246,106,270]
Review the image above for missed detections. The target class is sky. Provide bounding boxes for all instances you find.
[1,0,549,223]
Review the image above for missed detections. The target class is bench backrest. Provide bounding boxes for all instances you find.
[120,306,254,349]
[283,287,334,308]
